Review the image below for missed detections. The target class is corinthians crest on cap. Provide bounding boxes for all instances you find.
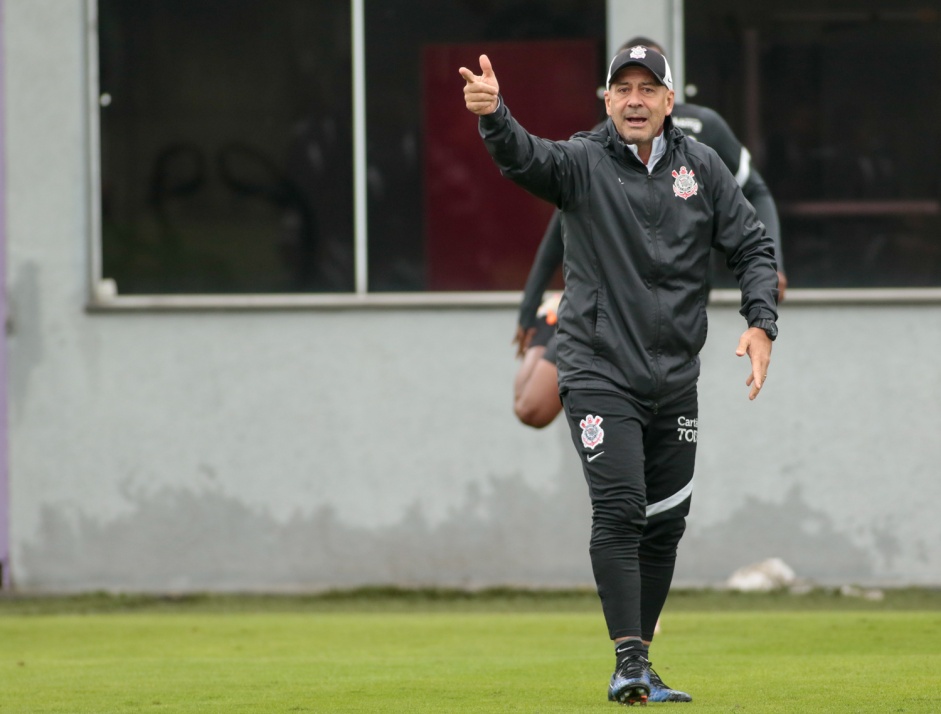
[629,45,647,59]
[672,166,698,200]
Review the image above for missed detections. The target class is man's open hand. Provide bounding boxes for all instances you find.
[736,328,772,400]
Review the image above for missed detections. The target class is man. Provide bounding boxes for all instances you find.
[461,46,778,705]
[513,38,786,428]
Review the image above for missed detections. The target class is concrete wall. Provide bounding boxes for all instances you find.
[606,0,685,98]
[4,1,940,592]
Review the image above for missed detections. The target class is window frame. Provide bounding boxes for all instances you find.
[84,0,941,312]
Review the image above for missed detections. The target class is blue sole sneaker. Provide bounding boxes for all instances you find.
[607,653,651,706]
[648,665,692,703]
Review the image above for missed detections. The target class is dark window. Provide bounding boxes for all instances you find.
[99,1,355,294]
[97,0,605,296]
[686,2,941,288]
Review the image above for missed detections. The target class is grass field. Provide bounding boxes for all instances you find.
[1,588,939,713]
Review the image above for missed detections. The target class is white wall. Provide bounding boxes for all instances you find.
[4,0,940,592]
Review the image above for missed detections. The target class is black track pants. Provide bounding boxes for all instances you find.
[562,386,697,641]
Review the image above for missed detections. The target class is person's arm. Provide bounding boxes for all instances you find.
[688,105,788,299]
[461,55,584,209]
[515,119,607,353]
[741,169,787,300]
[708,154,778,400]
[514,211,564,356]
[712,168,778,321]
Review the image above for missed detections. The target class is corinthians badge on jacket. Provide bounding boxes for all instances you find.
[672,166,698,200]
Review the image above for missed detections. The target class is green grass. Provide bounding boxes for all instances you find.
[1,589,940,712]
[2,585,939,615]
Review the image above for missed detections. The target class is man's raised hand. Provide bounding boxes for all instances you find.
[459,54,500,116]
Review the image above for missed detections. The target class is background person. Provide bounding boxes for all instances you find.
[513,292,563,427]
[461,45,778,705]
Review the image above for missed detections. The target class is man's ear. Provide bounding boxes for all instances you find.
[604,89,613,116]
[665,89,675,115]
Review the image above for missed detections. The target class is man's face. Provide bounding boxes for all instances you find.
[604,66,674,148]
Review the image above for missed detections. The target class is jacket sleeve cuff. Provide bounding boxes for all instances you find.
[747,310,777,326]
[478,96,507,130]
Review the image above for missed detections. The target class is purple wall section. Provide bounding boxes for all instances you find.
[0,0,10,590]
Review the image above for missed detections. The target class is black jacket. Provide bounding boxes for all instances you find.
[480,101,778,402]
[517,102,783,331]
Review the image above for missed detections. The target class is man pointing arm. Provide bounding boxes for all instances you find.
[460,47,777,706]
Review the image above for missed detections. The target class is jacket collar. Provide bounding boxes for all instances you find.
[604,115,680,169]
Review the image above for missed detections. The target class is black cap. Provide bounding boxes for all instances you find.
[606,45,674,90]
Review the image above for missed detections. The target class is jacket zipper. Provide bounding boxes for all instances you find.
[647,171,664,393]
